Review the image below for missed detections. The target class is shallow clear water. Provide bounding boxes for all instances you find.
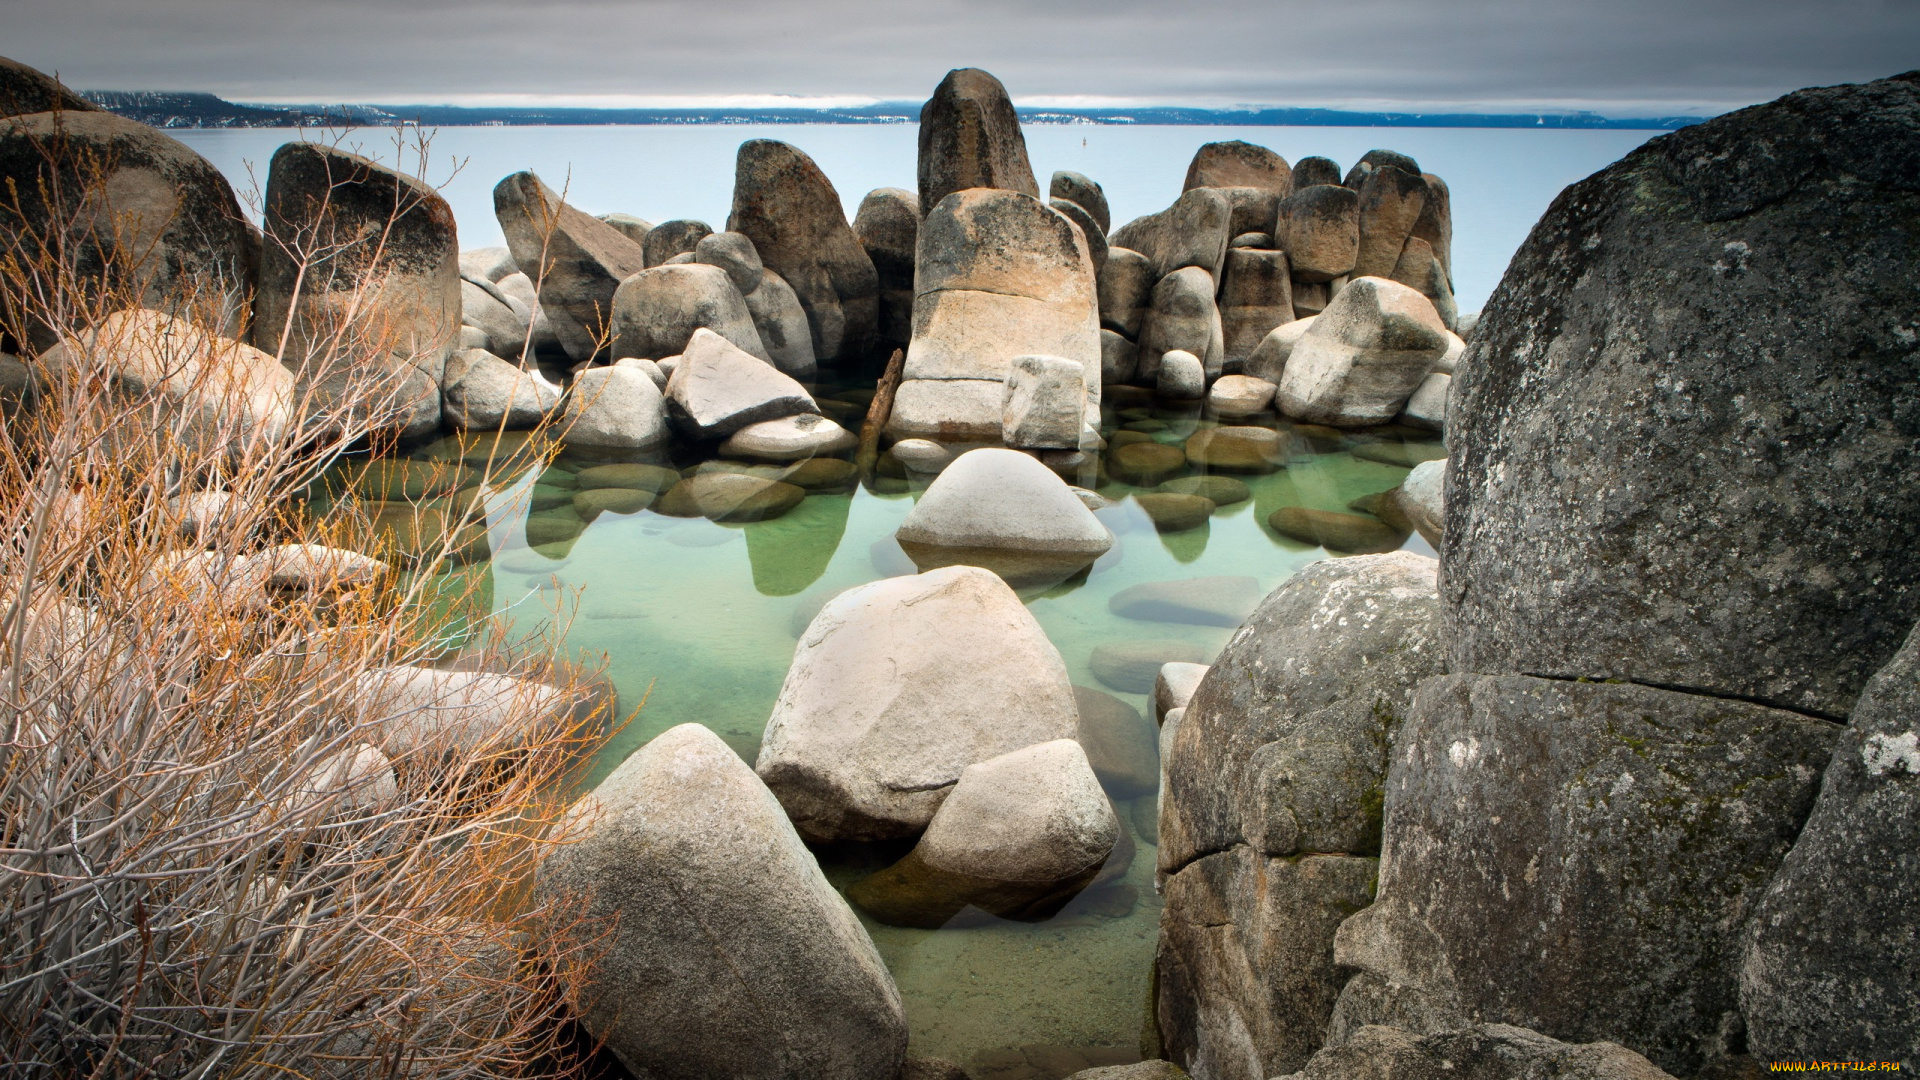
[174,123,1657,311]
[311,388,1441,1076]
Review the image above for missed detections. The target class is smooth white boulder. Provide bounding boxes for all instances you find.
[1243,314,1316,385]
[664,327,816,439]
[1275,276,1448,427]
[890,438,955,474]
[718,413,857,462]
[561,365,669,450]
[756,565,1080,841]
[1208,373,1276,417]
[1157,349,1206,400]
[894,448,1113,587]
[1396,457,1446,547]
[1002,353,1088,449]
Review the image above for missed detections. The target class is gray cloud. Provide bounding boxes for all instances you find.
[4,0,1916,112]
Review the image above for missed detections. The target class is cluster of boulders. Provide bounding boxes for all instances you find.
[1153,69,1920,1080]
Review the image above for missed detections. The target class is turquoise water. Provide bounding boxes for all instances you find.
[314,389,1439,1074]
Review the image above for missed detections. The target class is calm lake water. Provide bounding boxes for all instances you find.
[228,124,1654,1076]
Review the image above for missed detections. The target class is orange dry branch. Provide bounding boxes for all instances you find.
[0,112,614,1079]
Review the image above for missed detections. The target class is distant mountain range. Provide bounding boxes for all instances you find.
[79,90,1706,130]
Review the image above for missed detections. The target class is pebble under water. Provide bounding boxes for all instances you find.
[308,380,1442,1078]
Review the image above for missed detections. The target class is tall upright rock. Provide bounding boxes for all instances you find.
[1444,69,1920,719]
[260,143,459,437]
[853,187,920,351]
[729,139,879,365]
[493,171,648,363]
[917,68,1039,214]
[0,108,254,345]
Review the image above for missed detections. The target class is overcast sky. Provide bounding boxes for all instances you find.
[6,0,1917,115]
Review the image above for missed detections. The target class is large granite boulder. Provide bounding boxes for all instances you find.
[442,347,557,430]
[1351,166,1428,280]
[1410,174,1453,283]
[460,276,530,359]
[1741,621,1920,1065]
[0,56,98,117]
[0,110,254,346]
[536,723,908,1080]
[1139,267,1224,383]
[853,187,921,349]
[895,447,1113,587]
[609,263,768,362]
[891,189,1100,442]
[1340,675,1838,1075]
[1278,1024,1674,1080]
[1155,187,1232,282]
[1003,352,1089,449]
[1051,170,1111,234]
[559,365,668,451]
[1156,553,1444,1080]
[260,143,459,438]
[493,171,648,364]
[1219,248,1293,369]
[1444,71,1920,719]
[641,218,712,268]
[1185,141,1293,197]
[729,139,879,363]
[1098,247,1156,340]
[847,739,1120,927]
[1050,196,1110,274]
[663,327,816,440]
[756,565,1080,841]
[1279,185,1360,283]
[1390,237,1458,332]
[740,267,817,379]
[1275,277,1447,427]
[917,67,1039,215]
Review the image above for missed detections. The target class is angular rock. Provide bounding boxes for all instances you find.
[1344,676,1837,1075]
[895,447,1113,586]
[613,355,667,388]
[1209,374,1276,418]
[1051,170,1111,234]
[442,347,558,430]
[459,246,517,282]
[1741,622,1920,1066]
[560,365,668,451]
[729,139,879,363]
[610,263,769,362]
[1003,353,1088,449]
[886,379,1006,443]
[1352,166,1428,281]
[536,723,907,1080]
[718,412,856,462]
[1219,248,1293,369]
[1445,72,1920,719]
[1140,267,1224,382]
[757,565,1080,840]
[917,67,1039,214]
[1244,316,1316,386]
[1110,576,1260,628]
[461,277,529,359]
[1281,1024,1674,1080]
[1154,662,1209,723]
[1214,186,1283,241]
[664,327,816,439]
[494,172,648,363]
[1155,188,1232,282]
[1280,185,1360,283]
[1275,277,1447,427]
[1185,141,1293,197]
[1292,281,1330,320]
[0,110,254,345]
[1156,350,1206,400]
[853,187,920,349]
[1400,371,1449,431]
[1158,848,1378,1080]
[847,739,1119,926]
[596,212,652,247]
[641,218,712,268]
[1098,247,1157,339]
[1160,553,1442,872]
[1101,329,1140,386]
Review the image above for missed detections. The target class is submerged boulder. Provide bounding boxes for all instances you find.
[1741,621,1920,1066]
[756,565,1080,841]
[847,739,1119,927]
[917,67,1039,214]
[493,171,649,363]
[536,723,907,1080]
[1275,277,1447,427]
[895,448,1113,587]
[729,139,879,364]
[1444,71,1920,719]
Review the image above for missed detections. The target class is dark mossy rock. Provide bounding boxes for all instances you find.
[782,457,860,491]
[524,514,585,546]
[573,487,655,519]
[1135,493,1215,533]
[1268,506,1406,554]
[655,473,806,523]
[848,847,1102,929]
[1184,427,1287,473]
[574,462,683,493]
[1108,442,1188,486]
[1349,440,1447,468]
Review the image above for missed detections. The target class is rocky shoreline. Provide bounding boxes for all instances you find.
[3,52,1915,1080]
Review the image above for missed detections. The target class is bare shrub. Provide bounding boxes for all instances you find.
[0,117,614,1078]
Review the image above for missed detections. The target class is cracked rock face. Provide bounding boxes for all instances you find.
[1443,71,1920,719]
